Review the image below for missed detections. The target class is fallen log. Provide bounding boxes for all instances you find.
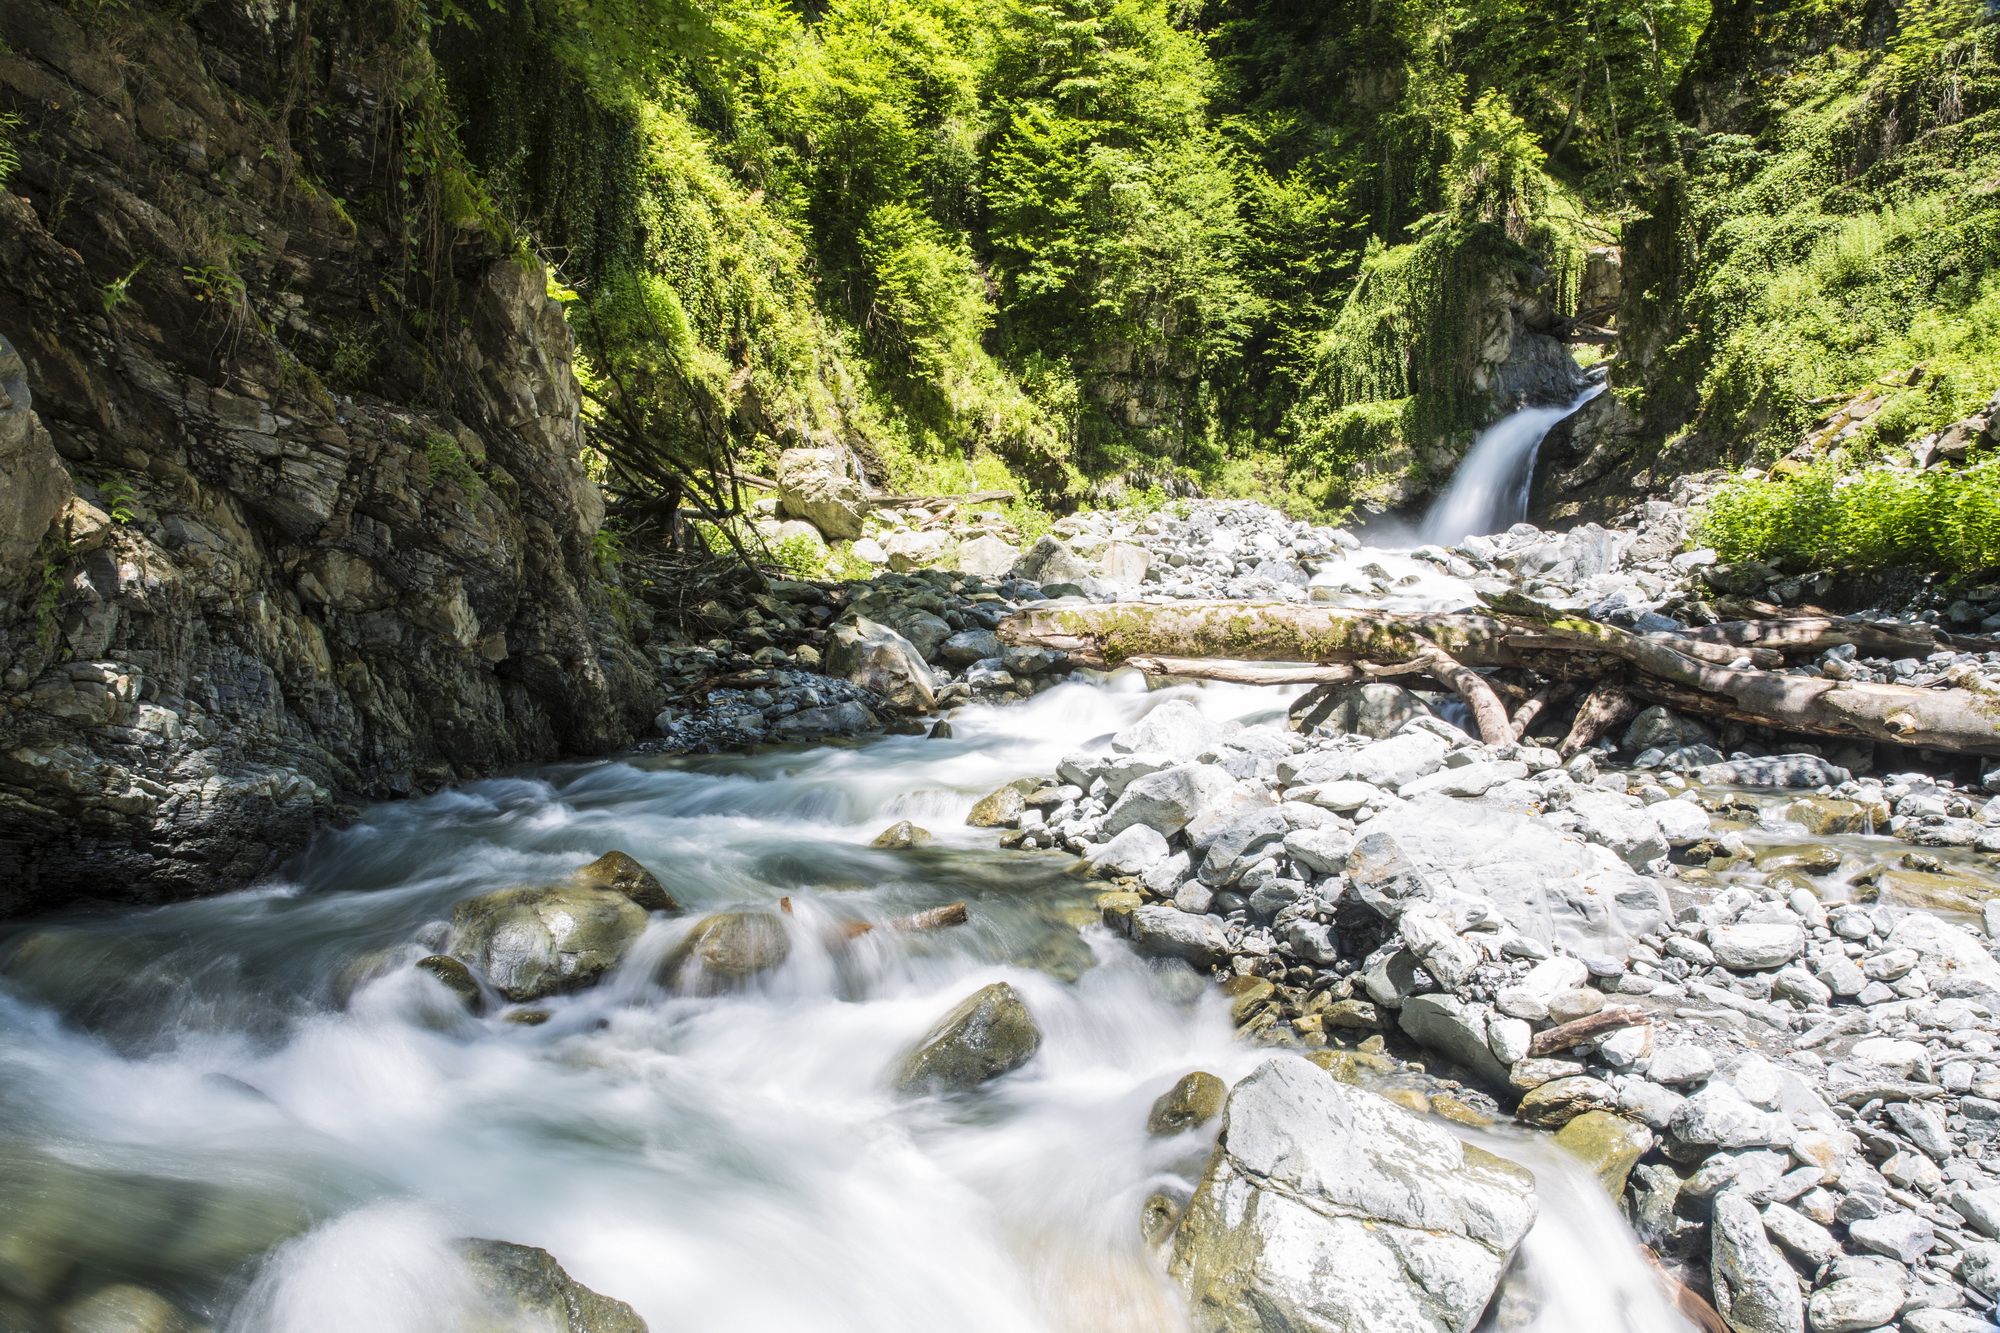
[1680,616,1941,659]
[1527,1007,1649,1057]
[866,490,1016,510]
[1408,638,1513,745]
[1560,679,1636,759]
[1509,680,1573,741]
[999,598,2000,758]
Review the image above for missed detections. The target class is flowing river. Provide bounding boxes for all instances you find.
[0,672,1691,1333]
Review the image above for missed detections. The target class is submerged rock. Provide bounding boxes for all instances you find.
[660,913,792,993]
[1169,1058,1536,1333]
[460,1237,648,1332]
[891,982,1042,1097]
[1553,1110,1653,1198]
[51,1283,198,1333]
[446,886,649,1002]
[570,851,681,914]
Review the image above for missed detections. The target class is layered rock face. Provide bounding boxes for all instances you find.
[0,1,654,913]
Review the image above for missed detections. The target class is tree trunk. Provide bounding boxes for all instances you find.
[1000,599,2000,758]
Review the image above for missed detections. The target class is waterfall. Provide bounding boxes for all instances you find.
[1421,385,1603,546]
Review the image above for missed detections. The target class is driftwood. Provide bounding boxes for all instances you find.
[997,598,2000,758]
[1560,680,1638,759]
[1526,1007,1649,1057]
[866,490,1016,510]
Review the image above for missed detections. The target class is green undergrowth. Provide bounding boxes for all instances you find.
[1693,456,2000,575]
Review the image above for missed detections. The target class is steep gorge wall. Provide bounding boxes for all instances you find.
[0,0,656,915]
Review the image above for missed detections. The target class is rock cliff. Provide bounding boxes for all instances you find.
[0,0,655,914]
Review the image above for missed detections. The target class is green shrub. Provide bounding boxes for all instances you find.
[1692,457,2000,575]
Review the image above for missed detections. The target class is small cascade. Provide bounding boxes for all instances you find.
[1421,385,1603,546]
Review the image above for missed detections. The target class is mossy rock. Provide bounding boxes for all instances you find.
[51,1284,200,1333]
[1553,1109,1653,1197]
[660,913,792,992]
[1753,844,1843,875]
[416,954,485,1014]
[1306,1047,1399,1083]
[869,820,933,849]
[891,982,1042,1096]
[460,1238,647,1332]
[1147,1071,1226,1136]
[447,886,649,1003]
[967,779,1037,827]
[1874,867,2000,914]
[1786,797,1884,837]
[570,851,681,914]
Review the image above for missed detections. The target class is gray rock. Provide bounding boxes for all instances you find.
[447,885,649,1002]
[1169,1058,1537,1333]
[877,605,953,661]
[891,982,1042,1096]
[1653,798,1714,846]
[1282,918,1340,966]
[1711,1193,1806,1333]
[1102,764,1243,838]
[775,447,867,539]
[1350,731,1450,788]
[1198,808,1289,886]
[1668,1085,1791,1150]
[1648,1044,1717,1086]
[1618,1078,1687,1130]
[1565,790,1669,868]
[1806,1256,1907,1333]
[1124,905,1232,969]
[1885,1101,1953,1159]
[1902,1311,1996,1333]
[1961,1242,2000,1298]
[1762,1202,1841,1268]
[1946,1186,2000,1238]
[1710,923,1807,971]
[1398,994,1509,1085]
[1814,955,1868,997]
[1091,824,1171,875]
[1847,1210,1935,1264]
[1399,760,1528,798]
[1011,534,1095,586]
[1282,826,1353,876]
[951,534,1020,580]
[459,1237,648,1332]
[824,617,938,712]
[938,628,1003,666]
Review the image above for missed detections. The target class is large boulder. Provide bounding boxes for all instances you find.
[952,533,1020,579]
[1290,682,1433,740]
[1398,993,1509,1085]
[1170,1058,1536,1333]
[460,1238,648,1332]
[1564,790,1668,868]
[1111,699,1226,760]
[775,448,866,540]
[938,628,1003,667]
[875,604,953,661]
[1011,535,1095,586]
[659,913,791,994]
[1350,731,1451,788]
[1710,1194,1805,1333]
[880,528,948,572]
[824,617,937,712]
[1102,763,1243,838]
[447,886,649,1002]
[891,982,1041,1096]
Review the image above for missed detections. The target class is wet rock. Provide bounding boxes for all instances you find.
[447,886,649,1002]
[660,913,792,992]
[1123,905,1232,969]
[1142,1190,1188,1247]
[1148,1071,1227,1136]
[869,821,933,849]
[824,618,937,712]
[967,779,1036,827]
[775,447,866,540]
[1553,1109,1652,1197]
[1805,1255,1905,1333]
[1787,798,1872,837]
[416,954,486,1014]
[1517,1076,1618,1129]
[1169,1058,1536,1333]
[460,1237,648,1332]
[52,1283,197,1333]
[1711,1193,1806,1333]
[1874,867,2000,914]
[570,851,681,914]
[891,982,1042,1096]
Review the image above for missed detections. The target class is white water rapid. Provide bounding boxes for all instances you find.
[1422,386,1605,546]
[0,674,1690,1333]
